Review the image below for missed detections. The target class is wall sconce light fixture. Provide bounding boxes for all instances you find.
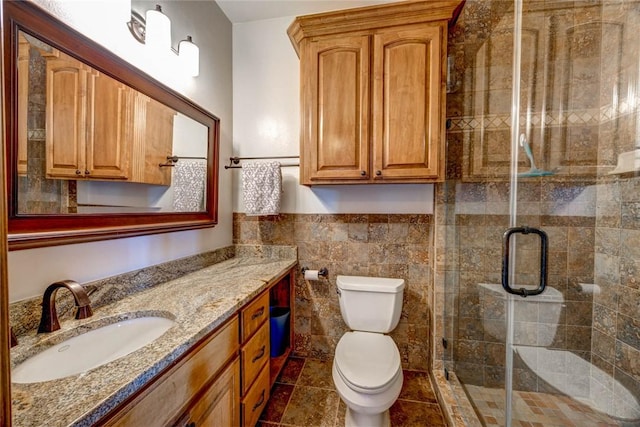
[127,4,200,77]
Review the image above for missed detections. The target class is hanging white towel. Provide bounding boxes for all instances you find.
[172,161,207,212]
[242,161,282,216]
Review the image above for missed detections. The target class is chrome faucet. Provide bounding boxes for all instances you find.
[38,280,93,333]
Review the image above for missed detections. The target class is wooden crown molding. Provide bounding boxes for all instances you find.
[287,0,464,56]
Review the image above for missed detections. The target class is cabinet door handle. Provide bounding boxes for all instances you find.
[84,170,90,175]
[252,345,266,363]
[251,306,265,320]
[252,390,266,412]
[75,170,82,175]
[375,170,382,176]
[360,170,366,176]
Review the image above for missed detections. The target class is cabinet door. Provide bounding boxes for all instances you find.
[372,25,444,180]
[174,359,240,427]
[131,94,175,185]
[301,35,370,184]
[45,52,88,179]
[84,71,132,180]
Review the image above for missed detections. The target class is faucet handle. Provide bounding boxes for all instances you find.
[76,305,93,319]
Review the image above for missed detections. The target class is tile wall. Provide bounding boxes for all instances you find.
[433,0,640,409]
[233,213,434,370]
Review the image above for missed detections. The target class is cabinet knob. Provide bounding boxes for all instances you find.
[75,170,82,175]
[84,170,90,175]
[375,170,382,176]
[360,170,366,176]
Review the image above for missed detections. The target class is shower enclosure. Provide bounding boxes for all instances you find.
[434,0,640,425]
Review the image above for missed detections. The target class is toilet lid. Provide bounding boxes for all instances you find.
[335,331,401,393]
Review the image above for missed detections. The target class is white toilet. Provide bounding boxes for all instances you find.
[332,275,405,427]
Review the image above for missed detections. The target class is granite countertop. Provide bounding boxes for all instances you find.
[10,253,297,427]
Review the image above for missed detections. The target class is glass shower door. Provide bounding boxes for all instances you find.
[503,0,640,425]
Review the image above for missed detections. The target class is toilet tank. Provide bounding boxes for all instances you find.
[336,275,405,333]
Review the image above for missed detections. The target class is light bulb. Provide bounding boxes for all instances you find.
[145,4,171,53]
[179,35,199,77]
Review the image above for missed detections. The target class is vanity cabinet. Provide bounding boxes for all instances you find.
[44,49,175,185]
[288,1,462,185]
[103,316,240,427]
[101,266,295,427]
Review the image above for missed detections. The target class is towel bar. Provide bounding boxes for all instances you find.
[224,156,299,169]
[159,155,207,167]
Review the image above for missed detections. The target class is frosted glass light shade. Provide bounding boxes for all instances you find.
[179,36,199,77]
[145,5,171,52]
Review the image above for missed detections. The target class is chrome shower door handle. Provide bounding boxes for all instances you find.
[501,226,548,297]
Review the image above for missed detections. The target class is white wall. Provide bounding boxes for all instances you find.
[232,16,434,214]
[8,0,233,302]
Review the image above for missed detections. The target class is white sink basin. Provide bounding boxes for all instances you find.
[12,316,175,383]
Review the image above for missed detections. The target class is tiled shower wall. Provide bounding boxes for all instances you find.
[434,0,640,402]
[592,179,640,412]
[233,213,433,370]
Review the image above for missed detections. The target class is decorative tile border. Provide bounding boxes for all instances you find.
[447,103,637,132]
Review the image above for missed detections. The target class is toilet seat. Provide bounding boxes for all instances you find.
[334,331,401,394]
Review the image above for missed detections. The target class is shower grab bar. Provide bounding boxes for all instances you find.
[501,226,548,297]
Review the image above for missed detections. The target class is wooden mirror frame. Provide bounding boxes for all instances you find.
[3,1,220,250]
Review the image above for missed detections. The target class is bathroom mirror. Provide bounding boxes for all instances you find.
[3,1,220,250]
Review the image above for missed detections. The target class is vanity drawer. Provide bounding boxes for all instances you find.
[241,321,269,394]
[242,363,270,427]
[241,291,269,341]
[105,316,239,426]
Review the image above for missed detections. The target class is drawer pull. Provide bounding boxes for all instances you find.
[252,345,266,363]
[251,306,265,320]
[252,390,266,412]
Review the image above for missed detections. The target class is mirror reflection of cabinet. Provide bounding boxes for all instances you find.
[46,51,132,180]
[45,49,176,185]
[132,94,176,186]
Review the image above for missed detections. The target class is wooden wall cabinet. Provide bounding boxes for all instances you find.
[288,1,463,185]
[44,49,175,185]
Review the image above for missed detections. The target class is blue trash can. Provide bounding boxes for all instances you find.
[270,307,290,357]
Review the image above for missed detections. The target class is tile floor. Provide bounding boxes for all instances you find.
[258,356,447,427]
[464,384,624,427]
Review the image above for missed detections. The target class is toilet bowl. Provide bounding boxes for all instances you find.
[333,331,403,426]
[332,275,405,427]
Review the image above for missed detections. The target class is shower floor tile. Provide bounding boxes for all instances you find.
[464,384,625,427]
[259,356,446,426]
